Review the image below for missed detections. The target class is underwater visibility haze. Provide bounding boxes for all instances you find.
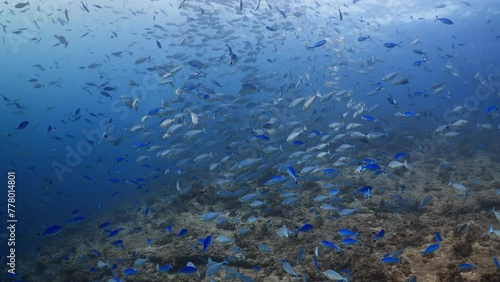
[1,0,500,281]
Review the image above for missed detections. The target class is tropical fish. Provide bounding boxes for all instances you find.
[435,16,453,25]
[308,39,327,49]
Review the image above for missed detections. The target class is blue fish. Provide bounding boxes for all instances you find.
[374,229,385,242]
[107,228,123,238]
[253,133,270,141]
[297,223,313,235]
[41,225,62,236]
[308,39,327,49]
[387,93,398,108]
[178,228,188,237]
[363,163,380,171]
[381,257,400,264]
[354,186,372,198]
[265,26,277,32]
[179,266,198,274]
[98,221,111,229]
[81,175,96,183]
[393,153,408,159]
[203,235,212,253]
[108,178,121,183]
[147,107,162,115]
[422,243,440,255]
[486,105,498,115]
[458,263,475,270]
[188,60,205,69]
[320,240,341,252]
[67,216,86,223]
[361,115,378,122]
[338,229,359,238]
[435,16,453,25]
[15,121,29,130]
[133,142,149,148]
[287,166,298,184]
[384,42,401,48]
[123,268,138,275]
[357,35,370,41]
[341,238,360,245]
[265,176,286,186]
[493,255,499,269]
[413,60,424,66]
[158,264,172,272]
[292,140,306,145]
[435,232,442,243]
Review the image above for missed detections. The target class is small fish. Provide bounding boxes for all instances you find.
[287,166,298,184]
[323,269,347,280]
[320,240,341,252]
[341,238,360,245]
[421,243,440,255]
[15,121,29,130]
[384,42,401,48]
[177,228,188,237]
[156,40,162,48]
[157,263,173,272]
[432,232,441,244]
[435,16,453,25]
[123,268,138,275]
[203,235,212,253]
[338,229,359,238]
[458,263,475,270]
[308,39,327,49]
[134,257,149,268]
[381,256,401,264]
[374,229,385,242]
[357,35,370,41]
[265,26,277,32]
[179,266,198,275]
[15,2,29,9]
[41,225,62,236]
[281,260,298,277]
[297,223,313,235]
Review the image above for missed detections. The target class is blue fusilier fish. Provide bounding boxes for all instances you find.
[435,16,453,25]
[265,26,277,32]
[380,256,400,264]
[307,39,327,49]
[354,186,372,198]
[357,35,370,41]
[41,225,62,236]
[458,263,475,270]
[321,240,341,252]
[387,93,398,108]
[15,121,29,130]
[338,229,359,238]
[296,223,313,236]
[225,42,238,65]
[287,166,298,184]
[384,42,401,48]
[202,235,212,253]
[421,243,440,255]
[374,229,385,242]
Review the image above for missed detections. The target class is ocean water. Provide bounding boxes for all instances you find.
[1,0,500,281]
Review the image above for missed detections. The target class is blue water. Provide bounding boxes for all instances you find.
[1,0,500,281]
